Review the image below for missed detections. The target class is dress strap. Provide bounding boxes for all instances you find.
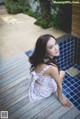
[39,65,50,75]
[31,71,39,81]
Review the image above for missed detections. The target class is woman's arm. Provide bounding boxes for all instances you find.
[49,66,63,101]
[49,66,72,107]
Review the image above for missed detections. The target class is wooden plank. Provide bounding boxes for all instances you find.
[72,30,80,37]
[0,58,30,75]
[31,99,62,119]
[75,114,80,119]
[59,107,80,119]
[0,54,28,71]
[0,79,29,99]
[0,62,30,77]
[72,4,80,38]
[72,11,80,14]
[9,99,44,119]
[0,70,31,88]
[72,16,80,21]
[46,104,74,119]
[72,23,80,28]
[0,64,30,83]
[0,52,28,67]
[7,96,29,116]
[0,74,30,94]
[0,54,29,70]
[0,83,29,105]
[72,26,80,31]
[72,15,80,20]
[19,96,58,119]
[0,90,28,110]
[0,69,30,82]
[72,5,80,9]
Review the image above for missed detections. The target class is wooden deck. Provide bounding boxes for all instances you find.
[0,52,80,119]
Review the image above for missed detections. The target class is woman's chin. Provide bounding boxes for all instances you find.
[54,53,60,57]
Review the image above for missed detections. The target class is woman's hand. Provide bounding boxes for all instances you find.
[59,96,72,108]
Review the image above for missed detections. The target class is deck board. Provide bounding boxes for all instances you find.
[0,68,30,85]
[75,114,80,119]
[0,58,30,74]
[19,96,57,119]
[31,99,62,119]
[59,107,80,119]
[46,106,74,119]
[0,52,80,119]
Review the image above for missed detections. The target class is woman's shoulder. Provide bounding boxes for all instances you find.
[42,63,58,73]
[40,63,57,71]
[35,63,58,73]
[48,64,59,76]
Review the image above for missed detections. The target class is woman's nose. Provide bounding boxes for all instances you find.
[54,46,58,50]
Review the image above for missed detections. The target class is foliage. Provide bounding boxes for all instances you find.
[51,3,64,29]
[5,0,72,32]
[34,17,52,29]
[24,8,39,19]
[5,0,30,14]
[34,0,52,29]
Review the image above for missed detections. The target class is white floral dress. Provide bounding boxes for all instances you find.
[29,65,57,102]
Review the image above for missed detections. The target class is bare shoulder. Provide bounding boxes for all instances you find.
[47,65,60,83]
[48,65,59,75]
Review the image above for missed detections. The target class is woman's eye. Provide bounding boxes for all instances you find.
[49,46,53,49]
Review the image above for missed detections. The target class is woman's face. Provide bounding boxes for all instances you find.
[46,37,60,58]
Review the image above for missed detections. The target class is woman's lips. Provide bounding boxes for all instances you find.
[55,51,59,54]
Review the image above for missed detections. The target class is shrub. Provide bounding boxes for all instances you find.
[34,17,52,29]
[5,0,29,14]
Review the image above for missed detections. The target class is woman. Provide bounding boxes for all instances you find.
[29,34,72,107]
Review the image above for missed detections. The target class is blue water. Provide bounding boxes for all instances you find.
[25,34,80,111]
[63,68,80,110]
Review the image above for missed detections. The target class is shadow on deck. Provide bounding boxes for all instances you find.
[0,52,80,119]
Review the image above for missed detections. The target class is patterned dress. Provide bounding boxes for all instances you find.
[29,65,57,102]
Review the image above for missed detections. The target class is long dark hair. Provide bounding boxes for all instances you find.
[29,34,58,71]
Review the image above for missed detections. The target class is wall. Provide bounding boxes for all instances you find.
[72,4,80,38]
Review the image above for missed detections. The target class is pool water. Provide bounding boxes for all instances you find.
[63,68,80,110]
[25,34,80,110]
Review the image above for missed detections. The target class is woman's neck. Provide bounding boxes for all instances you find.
[47,55,53,59]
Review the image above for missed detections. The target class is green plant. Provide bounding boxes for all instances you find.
[24,8,39,19]
[5,0,72,32]
[5,0,30,14]
[51,5,64,29]
[34,17,52,29]
[34,0,52,29]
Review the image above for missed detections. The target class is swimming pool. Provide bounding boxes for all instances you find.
[25,34,80,110]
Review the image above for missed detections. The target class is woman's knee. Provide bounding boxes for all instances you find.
[59,70,65,83]
[60,70,65,77]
